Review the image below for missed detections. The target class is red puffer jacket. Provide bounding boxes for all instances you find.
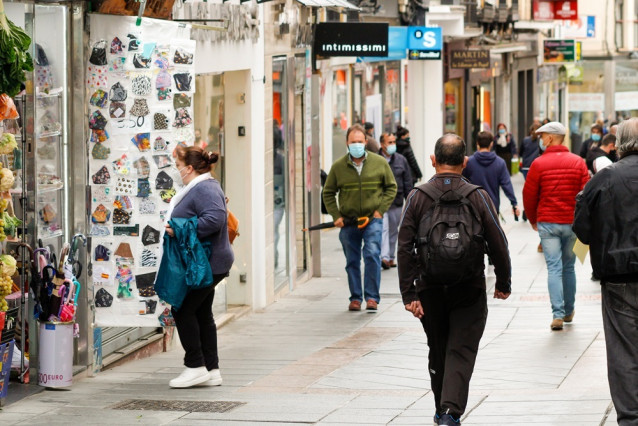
[523,145,589,225]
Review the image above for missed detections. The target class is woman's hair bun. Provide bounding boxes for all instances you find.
[202,150,219,164]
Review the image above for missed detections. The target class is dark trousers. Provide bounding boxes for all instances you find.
[172,274,227,370]
[419,285,487,416]
[602,282,638,425]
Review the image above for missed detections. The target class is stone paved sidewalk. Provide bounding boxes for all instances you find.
[1,174,615,425]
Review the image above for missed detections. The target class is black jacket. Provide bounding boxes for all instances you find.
[396,138,422,183]
[397,174,512,304]
[380,151,413,208]
[585,146,608,175]
[519,136,540,169]
[573,153,638,283]
[579,137,595,158]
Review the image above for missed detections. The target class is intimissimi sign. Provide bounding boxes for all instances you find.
[314,23,389,57]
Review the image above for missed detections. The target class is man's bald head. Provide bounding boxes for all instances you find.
[434,134,466,166]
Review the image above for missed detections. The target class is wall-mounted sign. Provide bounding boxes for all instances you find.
[533,0,578,20]
[450,50,489,69]
[407,26,442,60]
[314,23,389,57]
[543,39,581,63]
[562,15,595,38]
[358,26,407,63]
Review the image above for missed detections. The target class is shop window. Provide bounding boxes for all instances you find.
[332,69,349,162]
[444,79,463,135]
[616,0,624,49]
[194,73,225,187]
[273,58,289,289]
[383,64,401,133]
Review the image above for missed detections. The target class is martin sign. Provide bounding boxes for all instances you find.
[314,23,389,57]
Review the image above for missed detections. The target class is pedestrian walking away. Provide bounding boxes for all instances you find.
[573,117,638,426]
[492,123,517,175]
[398,133,511,426]
[519,123,541,180]
[396,125,423,184]
[522,121,589,331]
[364,121,380,152]
[157,146,234,389]
[323,123,397,311]
[462,131,520,218]
[378,132,413,270]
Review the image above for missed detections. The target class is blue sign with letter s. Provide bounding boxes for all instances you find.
[408,27,442,51]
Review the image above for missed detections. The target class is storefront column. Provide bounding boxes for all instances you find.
[407,60,444,180]
[605,60,615,120]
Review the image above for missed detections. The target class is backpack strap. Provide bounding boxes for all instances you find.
[455,183,484,226]
[416,183,444,201]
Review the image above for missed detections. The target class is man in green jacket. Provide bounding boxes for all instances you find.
[323,124,397,311]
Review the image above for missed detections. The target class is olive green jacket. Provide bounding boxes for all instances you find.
[323,152,398,221]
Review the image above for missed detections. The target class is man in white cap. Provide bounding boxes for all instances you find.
[522,122,589,331]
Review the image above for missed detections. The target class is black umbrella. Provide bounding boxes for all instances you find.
[303,216,370,232]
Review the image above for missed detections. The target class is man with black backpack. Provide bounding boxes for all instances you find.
[397,134,511,426]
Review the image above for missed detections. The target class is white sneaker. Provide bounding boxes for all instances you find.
[169,367,210,388]
[198,368,223,387]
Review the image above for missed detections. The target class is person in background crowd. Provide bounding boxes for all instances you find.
[194,128,203,148]
[542,118,551,125]
[492,123,517,175]
[519,123,541,180]
[573,117,638,426]
[579,124,603,158]
[596,118,608,134]
[378,132,412,270]
[463,131,520,218]
[586,133,617,175]
[398,134,511,426]
[523,121,589,331]
[609,123,618,136]
[164,146,234,388]
[323,124,397,312]
[364,122,380,152]
[396,125,423,184]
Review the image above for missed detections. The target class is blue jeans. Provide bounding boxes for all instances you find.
[339,218,383,303]
[538,222,577,319]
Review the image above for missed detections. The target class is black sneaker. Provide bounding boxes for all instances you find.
[438,413,461,425]
[433,413,440,425]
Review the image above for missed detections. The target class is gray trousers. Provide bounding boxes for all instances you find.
[381,205,403,261]
[602,281,638,426]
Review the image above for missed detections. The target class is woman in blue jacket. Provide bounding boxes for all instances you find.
[164,146,234,389]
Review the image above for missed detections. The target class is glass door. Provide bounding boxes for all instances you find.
[272,57,289,289]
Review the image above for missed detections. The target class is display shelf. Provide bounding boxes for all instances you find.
[37,183,64,193]
[38,230,63,240]
[37,130,61,139]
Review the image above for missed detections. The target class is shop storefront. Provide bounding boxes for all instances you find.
[567,61,606,153]
[614,60,638,120]
[538,65,561,122]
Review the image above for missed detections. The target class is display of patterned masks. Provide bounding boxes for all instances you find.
[89,40,107,65]
[91,204,111,223]
[109,82,127,102]
[154,56,169,70]
[136,272,157,297]
[133,53,151,69]
[115,176,136,195]
[130,98,150,117]
[131,133,151,151]
[154,136,168,151]
[111,37,125,54]
[89,110,108,130]
[173,93,191,109]
[140,248,158,267]
[90,89,108,108]
[157,88,171,101]
[173,108,192,128]
[92,166,111,184]
[153,113,169,130]
[131,74,152,96]
[174,48,193,65]
[92,142,111,160]
[137,178,152,198]
[109,101,126,119]
[109,57,126,73]
[113,195,133,210]
[155,171,173,189]
[153,154,171,169]
[95,244,111,261]
[90,129,109,143]
[173,73,192,92]
[112,154,132,175]
[160,188,176,203]
[133,156,150,178]
[139,198,156,215]
[141,225,161,246]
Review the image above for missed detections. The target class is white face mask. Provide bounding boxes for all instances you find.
[178,166,191,182]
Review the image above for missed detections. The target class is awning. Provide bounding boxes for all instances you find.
[296,0,361,10]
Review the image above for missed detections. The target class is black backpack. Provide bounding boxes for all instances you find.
[416,183,485,286]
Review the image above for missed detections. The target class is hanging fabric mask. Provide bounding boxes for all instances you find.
[111,37,125,55]
[173,93,191,109]
[156,71,171,89]
[155,171,173,189]
[157,88,171,101]
[95,288,114,308]
[174,48,194,65]
[91,204,111,223]
[113,208,132,225]
[154,56,170,70]
[90,89,108,108]
[109,57,126,73]
[127,34,140,51]
[109,82,127,102]
[153,113,169,130]
[109,101,126,119]
[139,198,156,215]
[133,54,151,69]
[129,98,150,126]
[137,178,152,198]
[131,133,151,152]
[153,154,172,169]
[173,128,194,145]
[173,108,192,128]
[92,142,111,160]
[90,129,109,143]
[173,73,192,92]
[160,188,176,203]
[88,110,108,130]
[142,225,161,246]
[95,244,111,261]
[133,156,151,178]
[89,40,108,65]
[131,75,152,96]
[92,166,111,185]
[140,248,158,267]
[154,136,168,151]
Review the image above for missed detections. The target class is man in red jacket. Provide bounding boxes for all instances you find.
[523,122,589,331]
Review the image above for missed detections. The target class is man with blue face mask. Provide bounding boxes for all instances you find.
[379,133,413,270]
[323,124,398,311]
[579,124,603,158]
[523,121,589,331]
